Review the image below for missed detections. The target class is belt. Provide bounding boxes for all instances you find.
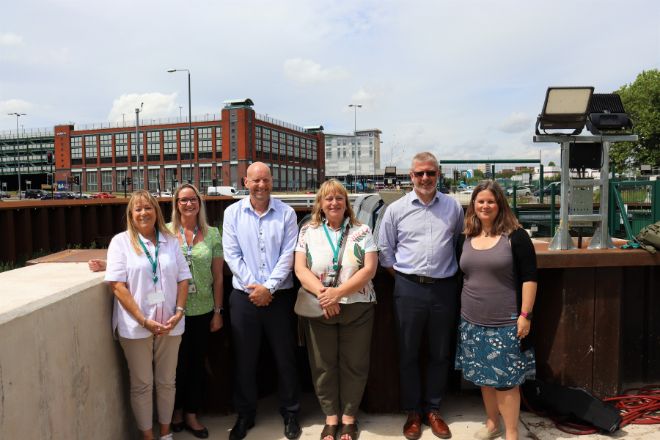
[395,270,443,284]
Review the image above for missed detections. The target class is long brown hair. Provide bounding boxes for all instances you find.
[126,190,171,254]
[171,183,209,236]
[309,179,360,227]
[464,180,521,237]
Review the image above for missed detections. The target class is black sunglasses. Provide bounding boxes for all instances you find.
[412,170,437,177]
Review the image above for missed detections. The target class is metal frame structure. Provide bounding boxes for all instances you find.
[534,134,638,250]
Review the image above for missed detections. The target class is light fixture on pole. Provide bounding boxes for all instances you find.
[536,86,594,135]
[8,112,26,199]
[168,68,193,184]
[348,104,362,193]
[135,102,143,190]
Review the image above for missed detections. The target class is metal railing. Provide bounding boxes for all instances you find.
[609,179,659,240]
[255,113,306,133]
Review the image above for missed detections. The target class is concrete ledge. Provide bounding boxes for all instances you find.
[0,263,133,438]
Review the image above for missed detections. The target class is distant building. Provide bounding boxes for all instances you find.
[1,99,325,194]
[324,129,381,178]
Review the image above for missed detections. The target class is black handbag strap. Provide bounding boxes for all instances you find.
[332,223,351,288]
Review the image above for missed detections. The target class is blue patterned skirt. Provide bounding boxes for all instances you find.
[455,318,536,388]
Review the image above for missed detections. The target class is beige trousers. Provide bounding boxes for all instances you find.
[119,335,181,431]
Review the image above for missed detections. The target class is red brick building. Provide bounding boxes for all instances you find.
[53,99,325,194]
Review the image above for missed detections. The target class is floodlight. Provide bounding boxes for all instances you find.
[535,86,594,135]
[586,93,633,134]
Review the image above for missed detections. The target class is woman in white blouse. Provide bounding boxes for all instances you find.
[294,179,378,440]
[105,190,191,440]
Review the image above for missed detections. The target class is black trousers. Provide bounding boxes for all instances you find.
[393,273,458,413]
[174,311,213,414]
[229,288,300,417]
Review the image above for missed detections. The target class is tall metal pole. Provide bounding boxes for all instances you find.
[8,112,26,199]
[187,70,193,184]
[348,104,362,193]
[135,103,143,190]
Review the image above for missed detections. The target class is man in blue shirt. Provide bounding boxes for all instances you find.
[378,152,464,440]
[223,162,301,440]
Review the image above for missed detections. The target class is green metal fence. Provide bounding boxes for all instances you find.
[609,179,659,240]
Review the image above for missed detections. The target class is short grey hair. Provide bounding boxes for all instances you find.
[410,152,439,170]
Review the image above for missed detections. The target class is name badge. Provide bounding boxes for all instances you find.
[188,283,197,294]
[147,289,165,305]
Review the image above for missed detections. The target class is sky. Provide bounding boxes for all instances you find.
[1,0,658,168]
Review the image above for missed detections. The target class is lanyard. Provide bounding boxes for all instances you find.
[179,225,198,260]
[322,221,346,271]
[138,229,160,285]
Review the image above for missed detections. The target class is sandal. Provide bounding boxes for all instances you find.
[320,424,339,440]
[339,422,359,440]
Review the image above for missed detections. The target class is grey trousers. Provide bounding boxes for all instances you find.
[304,302,375,417]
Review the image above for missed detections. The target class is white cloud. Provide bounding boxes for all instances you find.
[498,112,533,134]
[0,99,33,113]
[107,93,178,123]
[283,58,349,84]
[0,33,23,46]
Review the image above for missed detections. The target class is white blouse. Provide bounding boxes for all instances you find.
[105,230,191,339]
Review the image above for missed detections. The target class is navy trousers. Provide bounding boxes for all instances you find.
[229,288,300,417]
[393,273,458,413]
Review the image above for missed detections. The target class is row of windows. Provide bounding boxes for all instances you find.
[71,127,221,150]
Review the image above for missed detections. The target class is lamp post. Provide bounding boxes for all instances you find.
[135,103,143,190]
[8,112,26,199]
[167,68,193,184]
[348,104,362,193]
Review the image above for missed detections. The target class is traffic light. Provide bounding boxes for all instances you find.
[47,152,53,164]
[74,176,80,185]
[126,176,133,185]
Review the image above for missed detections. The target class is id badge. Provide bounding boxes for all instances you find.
[147,289,165,305]
[322,267,337,287]
[188,282,197,294]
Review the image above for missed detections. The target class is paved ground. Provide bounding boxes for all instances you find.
[167,391,659,439]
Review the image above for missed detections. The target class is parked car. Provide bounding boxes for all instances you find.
[73,193,92,199]
[91,192,116,199]
[25,189,48,199]
[506,186,533,196]
[152,191,173,198]
[534,183,561,197]
[0,190,10,198]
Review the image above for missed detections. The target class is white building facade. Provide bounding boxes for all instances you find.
[324,129,381,177]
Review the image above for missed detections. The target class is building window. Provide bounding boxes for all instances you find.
[199,166,211,193]
[215,164,223,185]
[71,137,83,165]
[116,169,127,190]
[130,132,144,163]
[147,131,160,162]
[148,168,160,191]
[99,135,112,163]
[181,166,192,184]
[180,129,192,158]
[198,127,212,159]
[326,149,332,159]
[115,133,128,163]
[165,168,178,191]
[215,127,222,157]
[101,170,113,191]
[85,135,97,164]
[86,170,98,192]
[163,130,177,161]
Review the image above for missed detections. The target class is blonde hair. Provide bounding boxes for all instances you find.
[170,183,209,236]
[126,190,171,254]
[463,180,521,237]
[309,179,360,227]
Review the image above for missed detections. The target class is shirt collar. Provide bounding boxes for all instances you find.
[409,189,440,206]
[323,217,349,231]
[137,229,167,245]
[241,195,275,215]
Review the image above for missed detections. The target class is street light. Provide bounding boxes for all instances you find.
[167,68,193,184]
[8,112,26,199]
[135,102,143,190]
[348,104,362,192]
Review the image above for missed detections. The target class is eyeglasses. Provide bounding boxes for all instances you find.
[412,170,437,177]
[178,197,199,205]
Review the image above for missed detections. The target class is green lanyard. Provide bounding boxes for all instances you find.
[322,221,346,271]
[139,229,160,285]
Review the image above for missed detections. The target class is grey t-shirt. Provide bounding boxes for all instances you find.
[460,235,518,326]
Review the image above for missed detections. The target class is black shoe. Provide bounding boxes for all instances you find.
[229,416,255,440]
[185,422,209,439]
[171,421,184,433]
[283,413,301,439]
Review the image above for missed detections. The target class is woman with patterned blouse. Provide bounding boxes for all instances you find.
[294,179,378,440]
[168,183,224,439]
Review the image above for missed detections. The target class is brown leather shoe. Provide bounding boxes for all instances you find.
[403,412,423,440]
[425,411,451,439]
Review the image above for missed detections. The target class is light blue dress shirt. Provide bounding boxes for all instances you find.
[223,196,299,293]
[378,190,464,279]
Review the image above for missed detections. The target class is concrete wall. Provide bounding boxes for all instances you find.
[0,263,133,439]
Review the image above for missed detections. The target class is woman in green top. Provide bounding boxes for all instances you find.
[169,183,224,439]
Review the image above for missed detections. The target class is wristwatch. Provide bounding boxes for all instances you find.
[214,306,224,315]
[520,311,533,320]
[175,306,186,315]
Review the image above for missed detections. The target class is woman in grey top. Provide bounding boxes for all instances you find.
[455,181,537,440]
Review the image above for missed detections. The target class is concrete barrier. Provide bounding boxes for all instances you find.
[0,263,133,439]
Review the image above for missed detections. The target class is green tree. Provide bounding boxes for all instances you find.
[611,69,660,172]
[548,161,556,166]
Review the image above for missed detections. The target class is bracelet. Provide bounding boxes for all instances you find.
[175,306,186,315]
[214,306,224,315]
[520,311,533,320]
